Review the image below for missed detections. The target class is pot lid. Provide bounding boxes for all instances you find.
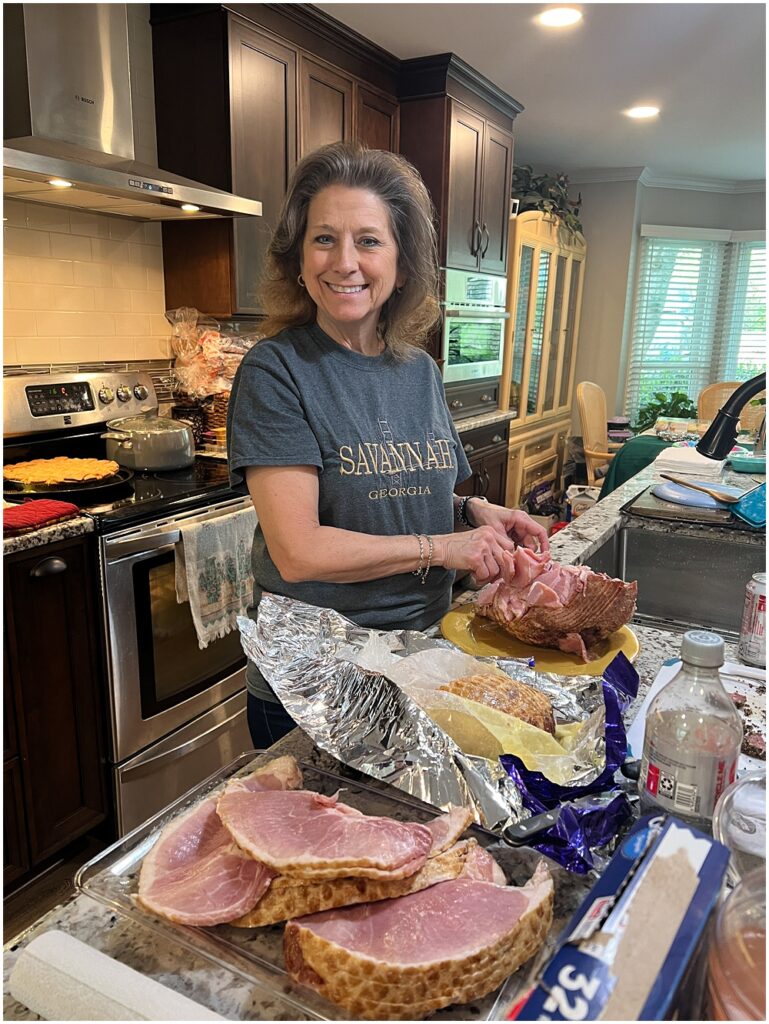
[106,414,189,434]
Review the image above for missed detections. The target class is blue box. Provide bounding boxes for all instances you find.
[513,815,730,1021]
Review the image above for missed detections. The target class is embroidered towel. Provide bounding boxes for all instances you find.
[175,506,256,648]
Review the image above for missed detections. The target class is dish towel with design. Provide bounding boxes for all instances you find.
[175,506,256,648]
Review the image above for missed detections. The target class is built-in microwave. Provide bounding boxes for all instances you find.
[441,269,509,384]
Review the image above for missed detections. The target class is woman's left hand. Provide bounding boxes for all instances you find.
[466,499,550,554]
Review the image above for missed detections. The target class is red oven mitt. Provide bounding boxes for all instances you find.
[3,499,81,536]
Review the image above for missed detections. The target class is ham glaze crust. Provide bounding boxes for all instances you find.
[476,548,637,661]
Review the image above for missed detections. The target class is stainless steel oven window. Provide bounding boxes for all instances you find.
[133,551,246,715]
[443,317,506,383]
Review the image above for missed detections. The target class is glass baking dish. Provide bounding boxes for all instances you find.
[76,751,564,1021]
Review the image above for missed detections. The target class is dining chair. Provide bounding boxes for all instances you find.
[698,381,766,433]
[576,381,625,485]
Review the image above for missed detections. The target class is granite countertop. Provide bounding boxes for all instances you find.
[4,458,763,1020]
[3,515,94,555]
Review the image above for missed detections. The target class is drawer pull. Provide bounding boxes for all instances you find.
[492,434,503,444]
[30,556,68,578]
[480,393,494,403]
[451,399,464,410]
[464,443,475,454]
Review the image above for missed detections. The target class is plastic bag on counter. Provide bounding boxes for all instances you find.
[165,306,261,398]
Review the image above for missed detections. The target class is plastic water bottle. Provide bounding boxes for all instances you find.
[639,631,743,833]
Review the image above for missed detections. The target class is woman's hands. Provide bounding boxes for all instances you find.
[432,526,518,586]
[464,499,550,554]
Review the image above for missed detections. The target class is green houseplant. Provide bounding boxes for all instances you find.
[512,165,583,237]
[634,391,698,432]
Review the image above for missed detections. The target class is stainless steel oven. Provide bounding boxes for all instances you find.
[441,269,509,383]
[101,494,253,834]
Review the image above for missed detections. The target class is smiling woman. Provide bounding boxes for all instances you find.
[226,141,550,749]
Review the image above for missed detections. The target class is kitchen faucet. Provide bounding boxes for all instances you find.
[696,372,766,460]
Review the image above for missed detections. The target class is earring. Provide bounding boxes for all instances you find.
[297,274,306,288]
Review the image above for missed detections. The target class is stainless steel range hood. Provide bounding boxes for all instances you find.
[3,4,261,222]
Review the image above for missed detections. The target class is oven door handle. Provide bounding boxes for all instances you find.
[442,308,510,319]
[106,530,181,558]
[120,703,246,780]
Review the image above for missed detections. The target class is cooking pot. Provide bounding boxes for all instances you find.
[102,414,195,471]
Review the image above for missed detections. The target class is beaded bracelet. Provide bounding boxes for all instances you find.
[412,533,425,578]
[411,533,433,584]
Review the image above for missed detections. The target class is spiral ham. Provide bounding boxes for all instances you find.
[476,548,637,661]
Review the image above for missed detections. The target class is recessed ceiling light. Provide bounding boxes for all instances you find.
[48,178,73,188]
[181,203,200,213]
[538,8,582,27]
[625,106,660,119]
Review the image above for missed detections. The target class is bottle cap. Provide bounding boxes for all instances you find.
[681,630,725,667]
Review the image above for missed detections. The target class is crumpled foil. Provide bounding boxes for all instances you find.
[237,594,639,866]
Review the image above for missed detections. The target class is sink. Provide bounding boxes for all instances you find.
[585,523,765,636]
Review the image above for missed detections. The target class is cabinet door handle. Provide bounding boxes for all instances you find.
[30,556,68,578]
[464,443,475,454]
[481,469,491,496]
[470,220,482,256]
[450,399,464,410]
[481,223,490,257]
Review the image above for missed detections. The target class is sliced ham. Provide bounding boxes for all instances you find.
[231,840,474,928]
[460,841,508,886]
[424,805,474,856]
[284,861,553,1020]
[477,548,637,661]
[137,756,302,926]
[216,787,433,880]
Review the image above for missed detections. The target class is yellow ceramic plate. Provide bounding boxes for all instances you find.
[440,606,639,676]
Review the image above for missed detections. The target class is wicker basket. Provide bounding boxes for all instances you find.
[203,393,230,432]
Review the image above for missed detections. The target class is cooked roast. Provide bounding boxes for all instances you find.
[476,547,637,662]
[439,670,556,734]
[284,861,553,1020]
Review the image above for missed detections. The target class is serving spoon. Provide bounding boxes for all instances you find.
[660,473,762,504]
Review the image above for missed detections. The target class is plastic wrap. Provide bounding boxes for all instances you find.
[166,306,260,398]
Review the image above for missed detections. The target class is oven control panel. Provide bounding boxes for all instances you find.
[4,371,158,437]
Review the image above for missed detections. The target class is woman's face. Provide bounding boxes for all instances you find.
[301,185,405,341]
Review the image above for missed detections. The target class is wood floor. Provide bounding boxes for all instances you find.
[3,837,106,946]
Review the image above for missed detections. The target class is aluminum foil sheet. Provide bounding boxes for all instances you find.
[237,597,524,832]
[237,594,636,842]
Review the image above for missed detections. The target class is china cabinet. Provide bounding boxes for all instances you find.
[499,212,587,507]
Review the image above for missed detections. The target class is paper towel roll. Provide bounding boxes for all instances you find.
[9,930,225,1020]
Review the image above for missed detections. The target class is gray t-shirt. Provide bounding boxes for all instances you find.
[227,322,471,698]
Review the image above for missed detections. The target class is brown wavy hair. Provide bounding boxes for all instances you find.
[258,141,441,357]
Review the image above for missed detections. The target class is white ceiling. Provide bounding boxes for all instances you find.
[316,2,766,186]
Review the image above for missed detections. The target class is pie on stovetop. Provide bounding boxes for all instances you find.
[3,457,121,489]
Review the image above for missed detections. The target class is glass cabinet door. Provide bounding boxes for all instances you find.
[510,244,534,418]
[527,250,551,414]
[559,258,583,408]
[543,254,567,413]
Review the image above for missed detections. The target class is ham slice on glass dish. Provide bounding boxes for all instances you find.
[476,547,637,662]
[136,756,301,926]
[284,861,554,1020]
[216,785,434,880]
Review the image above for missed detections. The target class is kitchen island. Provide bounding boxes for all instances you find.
[3,459,763,1020]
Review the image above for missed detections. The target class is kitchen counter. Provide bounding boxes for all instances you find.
[3,459,762,1020]
[3,515,94,555]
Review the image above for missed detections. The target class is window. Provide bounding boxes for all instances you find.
[625,227,766,420]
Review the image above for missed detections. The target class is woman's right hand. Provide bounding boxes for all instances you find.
[433,526,517,585]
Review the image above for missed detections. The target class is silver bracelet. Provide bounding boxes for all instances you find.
[412,533,425,577]
[420,534,434,585]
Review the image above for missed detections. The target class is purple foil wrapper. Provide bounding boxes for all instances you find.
[501,651,639,873]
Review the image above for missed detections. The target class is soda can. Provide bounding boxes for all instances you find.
[738,573,766,667]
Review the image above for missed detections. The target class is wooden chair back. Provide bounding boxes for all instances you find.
[576,380,619,485]
[698,381,766,432]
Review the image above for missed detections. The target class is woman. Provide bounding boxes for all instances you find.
[227,141,549,748]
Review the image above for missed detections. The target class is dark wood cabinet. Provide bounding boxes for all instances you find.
[398,55,521,277]
[4,535,107,881]
[151,4,399,318]
[455,421,510,507]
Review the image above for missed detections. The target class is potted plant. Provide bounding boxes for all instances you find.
[634,391,698,432]
[512,165,583,237]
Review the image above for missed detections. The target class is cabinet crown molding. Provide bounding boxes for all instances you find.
[398,52,524,121]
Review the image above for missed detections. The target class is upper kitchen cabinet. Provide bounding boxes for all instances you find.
[398,55,522,276]
[150,4,400,318]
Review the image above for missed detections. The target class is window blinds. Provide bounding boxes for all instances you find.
[626,232,766,420]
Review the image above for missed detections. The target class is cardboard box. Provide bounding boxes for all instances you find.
[513,815,730,1021]
[566,484,601,519]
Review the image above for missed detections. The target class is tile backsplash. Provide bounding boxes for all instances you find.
[4,201,170,366]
